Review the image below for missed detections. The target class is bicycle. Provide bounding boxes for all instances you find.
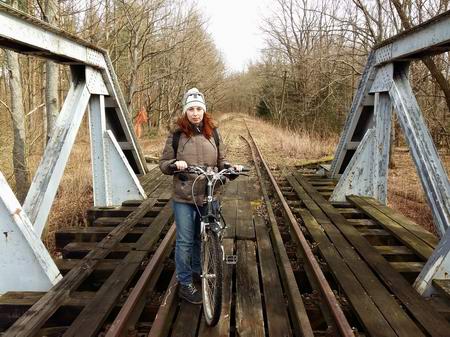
[171,163,248,326]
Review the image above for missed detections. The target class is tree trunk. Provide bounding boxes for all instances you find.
[5,50,30,203]
[391,0,450,113]
[45,0,59,143]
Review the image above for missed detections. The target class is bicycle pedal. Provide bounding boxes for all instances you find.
[225,254,238,264]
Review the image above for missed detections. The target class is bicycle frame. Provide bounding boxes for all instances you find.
[193,168,228,248]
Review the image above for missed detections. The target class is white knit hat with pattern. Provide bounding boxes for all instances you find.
[182,87,206,114]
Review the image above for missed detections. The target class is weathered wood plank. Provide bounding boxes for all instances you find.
[347,219,379,228]
[222,178,238,199]
[335,208,365,219]
[235,201,254,240]
[254,216,292,337]
[0,290,159,329]
[236,240,264,337]
[61,242,136,259]
[295,174,450,337]
[355,196,438,248]
[87,206,162,224]
[390,262,424,273]
[55,227,146,249]
[237,176,250,200]
[433,279,450,299]
[148,273,178,337]
[222,199,237,239]
[247,136,314,337]
[62,203,174,337]
[348,196,434,260]
[55,258,120,270]
[297,208,401,337]
[197,239,234,337]
[3,197,161,337]
[374,246,415,256]
[93,216,154,227]
[288,175,425,337]
[170,302,202,337]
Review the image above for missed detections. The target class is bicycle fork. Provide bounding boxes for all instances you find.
[201,221,237,265]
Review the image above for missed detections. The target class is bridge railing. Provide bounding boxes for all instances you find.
[329,9,450,296]
[0,3,149,292]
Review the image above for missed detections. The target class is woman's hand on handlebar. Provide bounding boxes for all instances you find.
[233,164,244,172]
[174,160,188,170]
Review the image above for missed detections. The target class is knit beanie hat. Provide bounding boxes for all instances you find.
[182,87,206,114]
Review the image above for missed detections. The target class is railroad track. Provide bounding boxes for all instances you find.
[1,127,450,337]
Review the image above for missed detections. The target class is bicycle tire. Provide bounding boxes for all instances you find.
[201,230,222,326]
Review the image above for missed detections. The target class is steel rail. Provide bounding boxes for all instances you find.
[245,127,355,337]
[105,224,176,337]
[240,136,315,337]
[147,273,178,337]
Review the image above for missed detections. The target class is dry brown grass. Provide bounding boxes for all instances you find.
[222,114,337,167]
[1,121,93,254]
[387,149,450,235]
[42,132,93,253]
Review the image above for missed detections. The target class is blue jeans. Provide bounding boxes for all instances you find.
[173,200,218,285]
[173,201,202,285]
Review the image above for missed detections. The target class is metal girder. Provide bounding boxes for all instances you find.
[89,95,146,206]
[0,3,147,176]
[415,229,450,296]
[389,64,450,237]
[373,93,392,203]
[374,10,450,65]
[0,172,62,293]
[370,64,393,93]
[331,92,391,203]
[104,130,147,204]
[330,52,376,177]
[0,4,106,66]
[331,129,375,201]
[23,77,91,237]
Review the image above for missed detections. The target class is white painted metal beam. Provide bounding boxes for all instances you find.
[23,79,91,237]
[104,130,147,205]
[330,52,376,177]
[331,92,392,202]
[415,228,450,296]
[0,172,62,293]
[374,10,450,65]
[89,95,109,206]
[389,65,450,237]
[0,4,106,67]
[331,129,376,201]
[0,4,147,175]
[89,96,146,206]
[373,93,392,203]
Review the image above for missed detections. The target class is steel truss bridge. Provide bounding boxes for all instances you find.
[0,3,450,337]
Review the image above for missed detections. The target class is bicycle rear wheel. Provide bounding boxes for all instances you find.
[201,230,222,326]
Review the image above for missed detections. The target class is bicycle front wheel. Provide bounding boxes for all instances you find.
[201,230,222,326]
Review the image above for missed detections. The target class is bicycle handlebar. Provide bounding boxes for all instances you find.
[168,164,249,175]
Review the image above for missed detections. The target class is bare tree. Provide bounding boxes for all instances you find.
[4,0,30,202]
[44,0,59,142]
[390,0,450,113]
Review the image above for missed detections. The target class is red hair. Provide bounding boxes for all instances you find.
[176,112,216,139]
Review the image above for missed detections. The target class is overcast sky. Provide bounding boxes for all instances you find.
[194,0,273,73]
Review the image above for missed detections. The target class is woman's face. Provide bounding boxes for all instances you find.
[186,106,204,125]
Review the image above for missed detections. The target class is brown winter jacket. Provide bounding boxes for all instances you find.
[159,126,227,205]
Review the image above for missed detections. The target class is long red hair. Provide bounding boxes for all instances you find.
[176,112,217,138]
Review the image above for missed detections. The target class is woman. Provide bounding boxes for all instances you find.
[159,87,240,304]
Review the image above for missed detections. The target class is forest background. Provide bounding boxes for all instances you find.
[0,0,449,243]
